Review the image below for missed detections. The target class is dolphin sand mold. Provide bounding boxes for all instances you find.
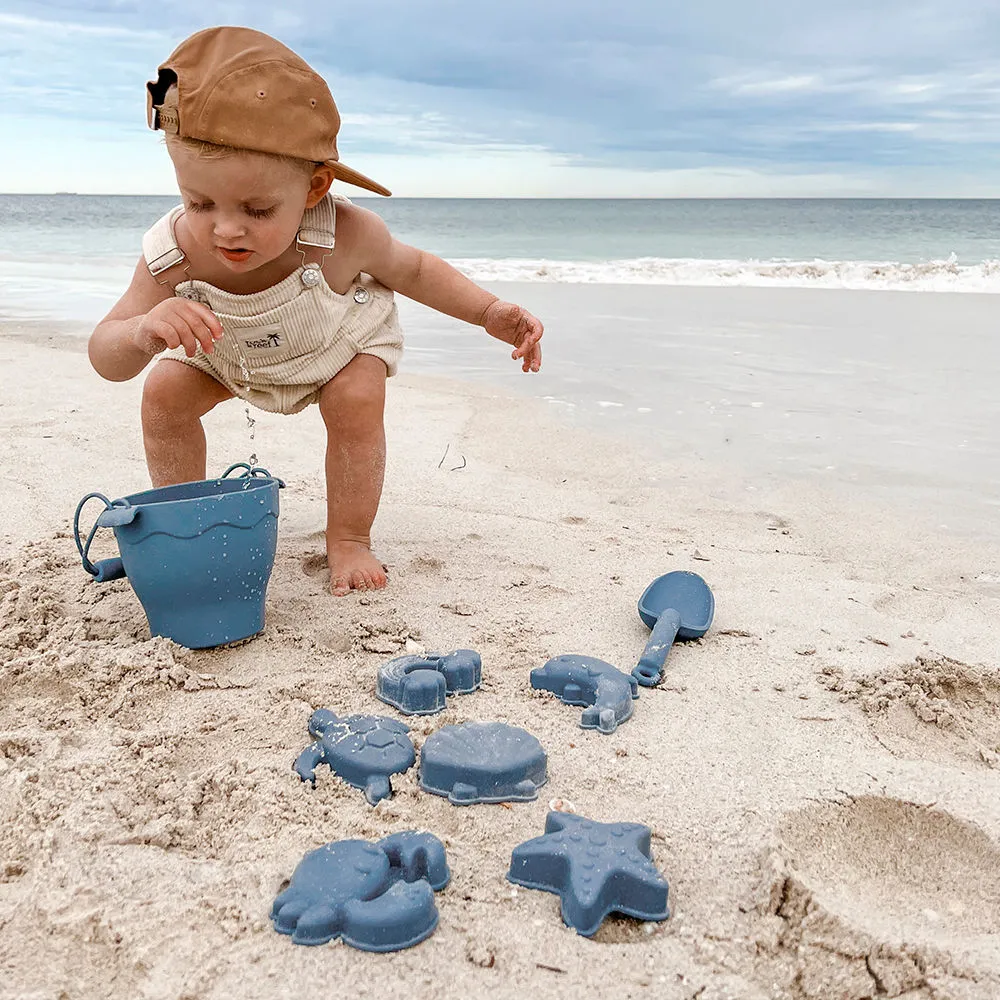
[531,655,639,734]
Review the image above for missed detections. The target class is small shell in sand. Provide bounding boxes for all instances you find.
[548,797,576,813]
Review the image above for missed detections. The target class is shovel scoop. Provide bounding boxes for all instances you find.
[632,571,714,687]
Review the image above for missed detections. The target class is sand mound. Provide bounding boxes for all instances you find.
[0,539,201,717]
[819,656,1000,768]
[755,797,1000,999]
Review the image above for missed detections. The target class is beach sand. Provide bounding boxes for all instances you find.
[1,288,999,1000]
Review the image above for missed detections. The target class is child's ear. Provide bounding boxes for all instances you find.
[305,164,335,208]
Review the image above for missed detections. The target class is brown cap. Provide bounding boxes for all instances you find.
[147,26,390,196]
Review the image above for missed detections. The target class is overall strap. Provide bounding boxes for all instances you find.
[142,206,186,279]
[141,195,337,279]
[296,193,337,259]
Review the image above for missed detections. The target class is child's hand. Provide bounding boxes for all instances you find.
[482,300,544,373]
[132,299,223,358]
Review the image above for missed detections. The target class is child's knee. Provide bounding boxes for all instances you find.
[142,361,227,423]
[142,362,185,420]
[318,359,386,428]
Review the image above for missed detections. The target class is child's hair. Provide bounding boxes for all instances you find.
[158,84,320,176]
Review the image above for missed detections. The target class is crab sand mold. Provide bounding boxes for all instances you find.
[272,831,450,951]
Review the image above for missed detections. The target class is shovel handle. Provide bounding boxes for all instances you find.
[633,608,682,686]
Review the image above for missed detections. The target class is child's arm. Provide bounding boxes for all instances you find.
[345,205,544,372]
[88,258,223,382]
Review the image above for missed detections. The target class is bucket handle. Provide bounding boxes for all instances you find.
[73,493,134,582]
[221,462,285,487]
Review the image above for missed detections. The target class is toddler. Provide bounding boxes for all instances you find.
[89,26,543,596]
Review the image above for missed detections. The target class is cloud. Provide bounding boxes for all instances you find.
[3,0,1000,194]
[720,75,825,96]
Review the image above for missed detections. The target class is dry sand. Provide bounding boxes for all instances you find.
[1,314,999,1000]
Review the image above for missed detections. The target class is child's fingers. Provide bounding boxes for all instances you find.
[194,327,217,355]
[178,301,223,347]
[189,301,224,338]
[515,341,542,372]
[171,315,204,357]
[186,314,218,354]
[512,315,544,358]
[149,320,181,352]
[177,307,220,355]
[526,342,542,372]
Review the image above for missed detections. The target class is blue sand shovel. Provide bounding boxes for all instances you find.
[632,571,714,687]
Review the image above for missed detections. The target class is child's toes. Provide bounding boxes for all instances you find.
[330,572,352,597]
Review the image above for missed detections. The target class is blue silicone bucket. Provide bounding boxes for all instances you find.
[73,463,284,649]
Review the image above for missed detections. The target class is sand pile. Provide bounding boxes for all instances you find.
[820,656,1000,769]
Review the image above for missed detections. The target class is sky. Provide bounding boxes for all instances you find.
[3,0,1000,197]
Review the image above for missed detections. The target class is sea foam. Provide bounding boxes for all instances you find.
[451,253,1000,292]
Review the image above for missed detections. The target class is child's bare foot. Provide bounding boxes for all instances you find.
[327,539,388,596]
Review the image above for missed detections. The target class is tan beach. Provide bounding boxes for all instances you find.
[1,284,999,1000]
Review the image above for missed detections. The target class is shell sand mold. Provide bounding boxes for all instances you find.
[2,294,1000,1000]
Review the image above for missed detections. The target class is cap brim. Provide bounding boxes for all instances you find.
[326,159,391,197]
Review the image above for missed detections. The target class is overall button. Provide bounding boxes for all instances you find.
[353,286,370,304]
[300,263,322,288]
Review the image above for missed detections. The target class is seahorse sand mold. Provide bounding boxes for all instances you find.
[2,387,1000,998]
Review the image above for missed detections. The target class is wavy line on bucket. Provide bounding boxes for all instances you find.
[121,513,278,542]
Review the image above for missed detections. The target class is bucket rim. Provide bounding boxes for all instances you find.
[115,474,280,510]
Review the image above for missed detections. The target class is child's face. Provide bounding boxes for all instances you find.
[169,144,325,272]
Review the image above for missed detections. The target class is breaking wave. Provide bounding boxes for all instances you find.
[451,253,1000,292]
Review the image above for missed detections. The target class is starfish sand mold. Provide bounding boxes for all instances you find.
[507,811,670,936]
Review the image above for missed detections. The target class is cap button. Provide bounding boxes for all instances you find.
[353,286,370,304]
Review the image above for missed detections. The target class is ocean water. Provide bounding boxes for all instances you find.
[2,194,997,537]
[4,195,1000,326]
